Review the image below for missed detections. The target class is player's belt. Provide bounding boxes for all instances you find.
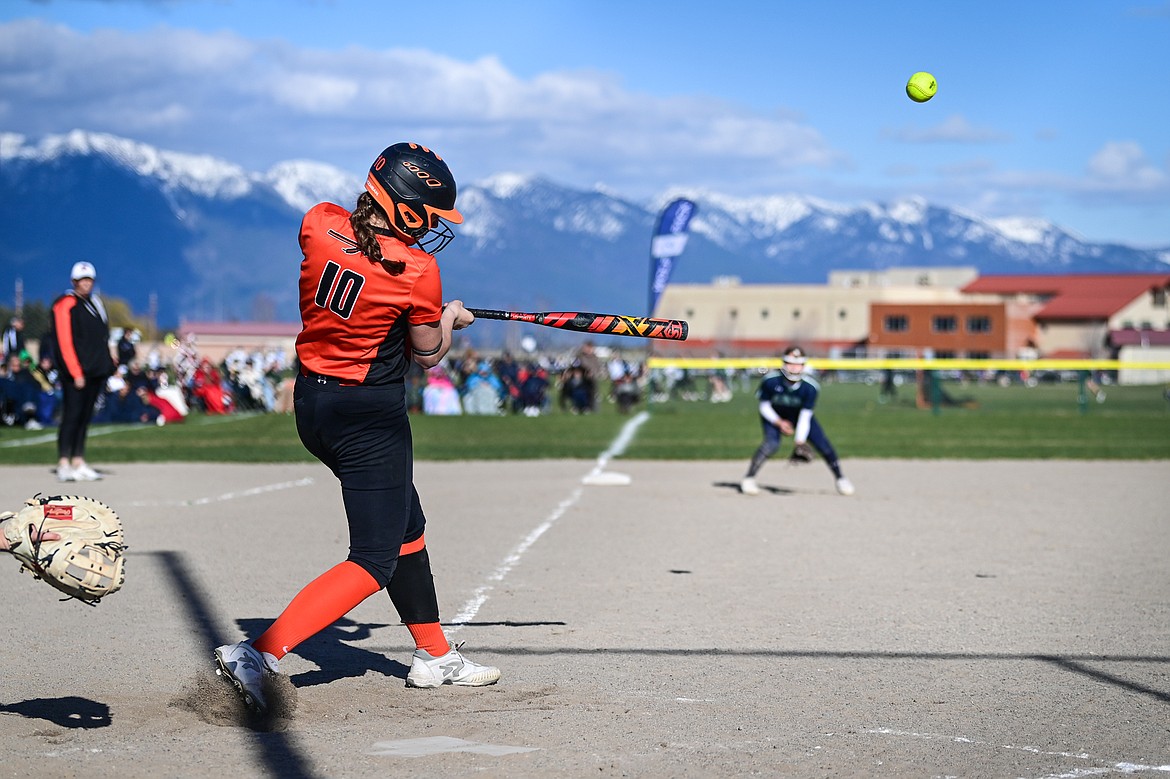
[300,370,403,388]
[301,370,357,386]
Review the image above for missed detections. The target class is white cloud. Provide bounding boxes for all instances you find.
[268,73,360,113]
[1086,140,1166,188]
[0,19,841,197]
[885,114,1011,144]
[1,17,1166,243]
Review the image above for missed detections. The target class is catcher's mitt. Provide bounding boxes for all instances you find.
[1,494,125,605]
[789,442,816,464]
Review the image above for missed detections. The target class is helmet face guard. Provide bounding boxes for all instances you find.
[412,220,456,255]
[365,143,463,253]
[781,347,807,381]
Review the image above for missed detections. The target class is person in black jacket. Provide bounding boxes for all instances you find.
[48,261,115,482]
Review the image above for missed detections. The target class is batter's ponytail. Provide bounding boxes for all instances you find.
[350,192,406,275]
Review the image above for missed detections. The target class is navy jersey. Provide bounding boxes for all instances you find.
[757,371,820,422]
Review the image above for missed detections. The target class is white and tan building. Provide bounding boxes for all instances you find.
[653,267,985,356]
[653,269,1170,369]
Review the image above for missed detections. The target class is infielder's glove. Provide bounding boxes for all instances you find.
[1,495,125,605]
[789,442,816,464]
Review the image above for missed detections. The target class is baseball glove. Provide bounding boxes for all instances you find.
[1,494,125,605]
[789,442,816,464]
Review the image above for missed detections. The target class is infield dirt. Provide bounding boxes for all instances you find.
[1,459,1167,778]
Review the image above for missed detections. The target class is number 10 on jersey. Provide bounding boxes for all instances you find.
[314,261,366,319]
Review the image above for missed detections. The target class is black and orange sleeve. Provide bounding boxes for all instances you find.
[52,296,83,381]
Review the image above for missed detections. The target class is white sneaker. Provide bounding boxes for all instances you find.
[740,477,760,495]
[836,477,855,496]
[56,464,76,482]
[24,419,43,431]
[72,463,103,481]
[215,642,277,714]
[406,642,501,688]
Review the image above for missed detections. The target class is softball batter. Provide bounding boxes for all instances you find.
[740,346,854,497]
[215,142,499,715]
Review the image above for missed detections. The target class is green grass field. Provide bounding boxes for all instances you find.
[2,379,1168,464]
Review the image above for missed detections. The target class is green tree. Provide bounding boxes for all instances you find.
[101,295,150,334]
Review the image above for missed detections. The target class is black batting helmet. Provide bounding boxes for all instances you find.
[365,142,463,253]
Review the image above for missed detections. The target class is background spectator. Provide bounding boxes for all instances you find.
[560,364,594,414]
[2,316,25,360]
[462,360,503,415]
[517,362,550,417]
[191,358,233,414]
[30,354,61,427]
[0,353,43,429]
[116,328,138,367]
[422,364,462,415]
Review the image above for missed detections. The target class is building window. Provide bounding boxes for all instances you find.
[932,315,957,333]
[1153,288,1167,307]
[760,308,769,319]
[728,308,738,319]
[884,315,908,332]
[838,308,847,320]
[968,351,990,360]
[966,315,992,334]
[793,309,801,319]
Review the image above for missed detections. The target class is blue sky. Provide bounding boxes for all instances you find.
[2,0,1169,247]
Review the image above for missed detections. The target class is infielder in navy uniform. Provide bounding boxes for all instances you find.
[740,346,854,496]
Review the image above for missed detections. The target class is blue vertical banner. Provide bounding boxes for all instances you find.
[648,198,696,316]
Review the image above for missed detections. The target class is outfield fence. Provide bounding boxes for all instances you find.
[647,357,1170,386]
[645,357,1170,415]
[647,358,1170,371]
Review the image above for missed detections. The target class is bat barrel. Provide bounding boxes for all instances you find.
[468,308,688,341]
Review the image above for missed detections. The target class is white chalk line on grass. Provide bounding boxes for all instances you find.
[447,410,649,635]
[866,728,1170,776]
[126,477,315,507]
[581,410,649,484]
[1,422,142,448]
[0,411,264,449]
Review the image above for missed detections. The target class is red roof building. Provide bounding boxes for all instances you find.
[962,273,1170,321]
[960,273,1170,358]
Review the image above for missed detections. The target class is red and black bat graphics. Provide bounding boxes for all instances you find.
[468,309,688,341]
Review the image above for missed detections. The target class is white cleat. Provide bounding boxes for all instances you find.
[72,463,103,481]
[214,642,275,714]
[406,642,501,688]
[740,477,760,495]
[56,465,76,482]
[836,477,855,496]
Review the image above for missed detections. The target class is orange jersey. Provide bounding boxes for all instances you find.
[295,203,443,384]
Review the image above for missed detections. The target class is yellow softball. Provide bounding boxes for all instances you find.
[906,72,937,103]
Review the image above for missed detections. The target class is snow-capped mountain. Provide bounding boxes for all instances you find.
[2,130,1167,330]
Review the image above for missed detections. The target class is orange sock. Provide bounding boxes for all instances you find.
[253,561,381,660]
[406,622,450,657]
